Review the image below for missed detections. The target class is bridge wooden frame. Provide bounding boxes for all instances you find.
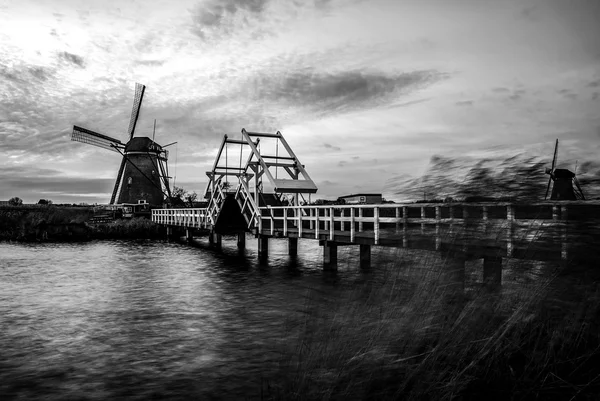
[152,200,597,266]
[152,129,599,290]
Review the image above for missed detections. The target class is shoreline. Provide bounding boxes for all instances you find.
[0,205,164,242]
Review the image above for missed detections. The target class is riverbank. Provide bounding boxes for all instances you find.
[0,205,163,241]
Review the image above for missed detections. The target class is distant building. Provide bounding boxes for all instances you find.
[0,200,10,206]
[337,193,383,204]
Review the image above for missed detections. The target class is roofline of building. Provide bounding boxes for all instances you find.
[337,193,382,199]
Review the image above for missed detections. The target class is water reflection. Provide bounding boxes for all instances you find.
[0,238,359,399]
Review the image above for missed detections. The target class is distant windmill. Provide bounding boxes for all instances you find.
[71,83,173,205]
[544,139,585,200]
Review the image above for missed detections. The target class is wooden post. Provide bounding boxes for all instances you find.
[445,254,466,299]
[258,235,269,259]
[395,207,400,233]
[288,237,298,256]
[358,208,363,232]
[350,208,355,242]
[340,209,345,231]
[298,207,303,238]
[329,207,335,241]
[283,209,288,236]
[186,228,193,242]
[323,241,337,270]
[374,207,380,245]
[237,231,246,249]
[506,205,514,257]
[483,256,502,290]
[315,208,320,239]
[561,206,568,261]
[360,244,371,269]
[213,232,222,250]
[421,206,425,234]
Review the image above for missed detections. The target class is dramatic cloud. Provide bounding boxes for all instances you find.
[245,69,444,116]
[1,0,599,203]
[58,51,85,67]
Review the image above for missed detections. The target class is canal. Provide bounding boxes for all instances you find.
[1,237,597,399]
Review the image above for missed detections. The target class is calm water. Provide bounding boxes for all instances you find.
[0,236,376,400]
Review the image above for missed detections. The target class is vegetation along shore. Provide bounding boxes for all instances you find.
[0,205,163,242]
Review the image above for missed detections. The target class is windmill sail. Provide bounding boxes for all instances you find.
[110,157,128,205]
[127,83,145,140]
[545,139,559,200]
[72,126,124,152]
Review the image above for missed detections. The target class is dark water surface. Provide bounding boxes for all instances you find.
[0,237,371,400]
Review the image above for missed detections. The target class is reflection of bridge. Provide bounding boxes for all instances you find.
[152,129,600,288]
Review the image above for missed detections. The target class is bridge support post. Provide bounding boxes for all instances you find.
[185,228,193,242]
[444,254,466,301]
[483,256,502,290]
[166,226,173,239]
[237,231,246,249]
[258,235,269,259]
[211,231,222,250]
[359,244,371,269]
[288,237,298,256]
[323,241,337,270]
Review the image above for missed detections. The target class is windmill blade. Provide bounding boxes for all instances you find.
[544,175,552,200]
[551,138,559,171]
[109,156,127,204]
[127,83,146,141]
[573,177,585,200]
[72,125,124,152]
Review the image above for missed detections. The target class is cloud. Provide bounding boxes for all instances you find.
[324,143,341,151]
[508,88,526,101]
[0,165,115,203]
[246,68,444,116]
[492,87,511,93]
[190,0,270,39]
[134,59,166,67]
[59,51,85,67]
[455,100,473,106]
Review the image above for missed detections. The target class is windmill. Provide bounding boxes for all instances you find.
[71,83,173,206]
[544,139,585,200]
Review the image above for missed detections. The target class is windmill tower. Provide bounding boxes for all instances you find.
[71,83,173,206]
[544,139,585,200]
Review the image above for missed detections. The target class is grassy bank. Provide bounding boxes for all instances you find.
[0,205,163,241]
[265,250,600,400]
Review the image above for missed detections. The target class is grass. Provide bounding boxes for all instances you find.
[262,248,600,400]
[0,205,164,241]
[89,216,164,239]
[0,205,94,241]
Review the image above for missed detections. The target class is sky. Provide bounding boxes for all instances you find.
[1,0,599,204]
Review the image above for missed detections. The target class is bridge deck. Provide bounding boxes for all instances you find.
[153,201,600,263]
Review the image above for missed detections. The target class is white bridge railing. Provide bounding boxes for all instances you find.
[152,208,210,229]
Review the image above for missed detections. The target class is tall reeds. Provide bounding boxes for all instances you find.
[265,247,600,399]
